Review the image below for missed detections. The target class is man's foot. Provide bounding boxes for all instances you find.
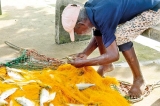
[128,78,146,99]
[97,64,114,77]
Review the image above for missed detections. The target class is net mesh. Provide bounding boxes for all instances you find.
[1,42,65,70]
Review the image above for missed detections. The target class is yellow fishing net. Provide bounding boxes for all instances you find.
[0,64,130,106]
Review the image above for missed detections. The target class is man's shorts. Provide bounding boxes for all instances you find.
[115,9,160,51]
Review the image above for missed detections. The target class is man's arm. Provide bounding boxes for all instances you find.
[69,40,119,67]
[77,29,102,57]
[81,37,98,56]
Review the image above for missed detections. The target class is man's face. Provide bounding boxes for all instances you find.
[74,23,91,35]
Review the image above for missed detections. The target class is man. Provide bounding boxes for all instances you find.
[61,0,160,99]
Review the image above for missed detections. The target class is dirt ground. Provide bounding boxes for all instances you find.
[0,0,160,106]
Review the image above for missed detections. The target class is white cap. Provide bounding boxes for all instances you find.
[61,4,81,41]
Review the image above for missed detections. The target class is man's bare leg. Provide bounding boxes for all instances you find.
[94,36,114,76]
[122,47,146,99]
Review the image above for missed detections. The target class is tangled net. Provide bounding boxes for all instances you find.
[1,41,160,104]
[119,80,160,103]
[0,65,130,106]
[0,41,65,70]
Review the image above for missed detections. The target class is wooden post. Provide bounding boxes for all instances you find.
[55,0,91,44]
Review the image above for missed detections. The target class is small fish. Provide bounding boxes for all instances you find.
[40,88,49,106]
[0,88,17,100]
[6,67,24,80]
[40,88,56,106]
[76,83,95,90]
[15,97,35,106]
[0,88,17,105]
[3,79,15,83]
[0,99,8,105]
[16,80,36,86]
[48,92,56,102]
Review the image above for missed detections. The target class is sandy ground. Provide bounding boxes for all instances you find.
[0,0,160,106]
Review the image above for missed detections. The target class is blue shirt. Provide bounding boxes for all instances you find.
[85,0,160,47]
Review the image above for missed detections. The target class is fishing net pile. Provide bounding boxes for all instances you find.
[0,41,159,105]
[0,64,130,106]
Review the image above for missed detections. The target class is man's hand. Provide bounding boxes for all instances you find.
[67,57,86,68]
[76,53,88,59]
[67,53,87,67]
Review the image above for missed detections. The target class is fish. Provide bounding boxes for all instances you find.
[6,67,24,80]
[15,97,35,106]
[76,83,95,90]
[40,88,49,106]
[3,79,35,85]
[0,99,8,105]
[40,88,56,106]
[48,92,56,102]
[3,79,15,83]
[0,88,17,105]
[2,79,37,91]
[15,80,36,86]
[0,88,17,100]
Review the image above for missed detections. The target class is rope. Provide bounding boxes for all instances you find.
[118,80,160,103]
[5,41,24,51]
